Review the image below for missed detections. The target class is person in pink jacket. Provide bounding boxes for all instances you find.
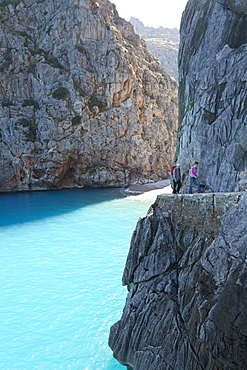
[189,162,201,193]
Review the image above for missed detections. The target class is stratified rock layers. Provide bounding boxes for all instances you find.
[109,193,247,370]
[0,0,177,192]
[177,0,247,192]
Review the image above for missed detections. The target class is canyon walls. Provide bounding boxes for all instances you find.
[0,0,178,192]
[176,0,247,192]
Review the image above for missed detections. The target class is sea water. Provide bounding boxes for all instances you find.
[0,188,151,370]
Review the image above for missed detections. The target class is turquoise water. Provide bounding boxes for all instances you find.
[0,188,151,370]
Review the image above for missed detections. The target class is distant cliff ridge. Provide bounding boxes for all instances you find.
[176,0,247,192]
[0,0,177,192]
[130,17,179,81]
[109,191,247,369]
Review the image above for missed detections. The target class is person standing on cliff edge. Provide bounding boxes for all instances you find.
[173,163,181,194]
[189,161,201,193]
[170,164,176,193]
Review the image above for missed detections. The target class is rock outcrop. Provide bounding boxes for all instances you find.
[0,0,178,192]
[176,0,247,192]
[109,192,247,369]
[130,17,179,81]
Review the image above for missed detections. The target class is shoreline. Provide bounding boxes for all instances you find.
[124,179,172,201]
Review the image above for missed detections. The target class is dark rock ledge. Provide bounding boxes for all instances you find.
[109,192,247,370]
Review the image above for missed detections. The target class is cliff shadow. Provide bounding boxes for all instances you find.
[0,188,125,227]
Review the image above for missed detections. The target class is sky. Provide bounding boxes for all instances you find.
[111,0,189,29]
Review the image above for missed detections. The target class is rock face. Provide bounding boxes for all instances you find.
[130,17,179,81]
[0,0,178,192]
[239,169,247,191]
[176,0,247,192]
[109,192,247,369]
[109,1,247,369]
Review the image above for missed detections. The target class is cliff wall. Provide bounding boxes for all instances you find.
[109,192,247,369]
[109,1,247,368]
[176,0,247,192]
[0,0,177,192]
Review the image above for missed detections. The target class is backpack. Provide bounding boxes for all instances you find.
[171,166,176,176]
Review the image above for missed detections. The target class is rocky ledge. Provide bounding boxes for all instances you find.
[109,192,247,370]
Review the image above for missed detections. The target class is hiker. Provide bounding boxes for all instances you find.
[189,162,201,193]
[173,163,181,194]
[170,164,176,192]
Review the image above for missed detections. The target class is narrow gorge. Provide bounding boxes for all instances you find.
[109,0,247,369]
[1,0,247,368]
[0,0,177,192]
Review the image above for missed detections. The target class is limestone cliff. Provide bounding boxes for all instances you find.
[176,0,247,192]
[108,1,247,369]
[0,0,178,192]
[109,192,247,369]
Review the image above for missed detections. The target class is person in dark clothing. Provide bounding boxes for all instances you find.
[173,164,181,194]
[170,164,176,193]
